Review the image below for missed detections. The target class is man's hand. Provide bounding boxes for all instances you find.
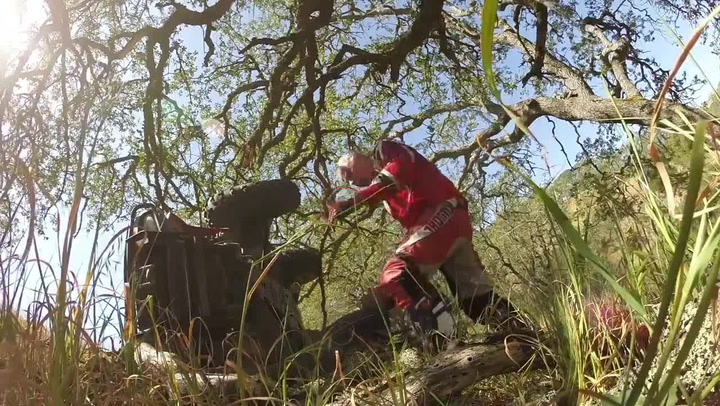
[326,201,342,223]
[326,199,354,223]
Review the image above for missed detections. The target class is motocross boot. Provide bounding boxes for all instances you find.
[402,295,456,353]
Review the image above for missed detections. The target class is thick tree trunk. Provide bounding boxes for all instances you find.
[327,337,538,406]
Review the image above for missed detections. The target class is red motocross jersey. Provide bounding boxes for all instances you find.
[355,140,465,229]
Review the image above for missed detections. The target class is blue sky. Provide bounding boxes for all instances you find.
[8,1,720,347]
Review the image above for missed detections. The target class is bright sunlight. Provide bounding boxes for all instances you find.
[0,0,45,58]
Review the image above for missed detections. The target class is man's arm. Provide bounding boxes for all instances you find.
[331,172,396,219]
[329,140,415,221]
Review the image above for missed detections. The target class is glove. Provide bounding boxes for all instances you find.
[326,201,341,223]
[326,199,352,223]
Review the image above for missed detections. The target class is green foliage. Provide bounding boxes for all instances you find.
[485,118,720,404]
[4,0,720,404]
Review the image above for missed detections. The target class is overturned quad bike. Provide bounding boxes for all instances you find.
[124,179,455,381]
[124,179,323,377]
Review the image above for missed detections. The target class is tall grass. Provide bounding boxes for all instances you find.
[0,179,434,406]
[2,2,720,405]
[479,1,720,404]
[492,79,720,406]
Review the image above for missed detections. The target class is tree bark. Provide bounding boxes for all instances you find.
[327,338,537,406]
[526,96,706,127]
[431,95,708,163]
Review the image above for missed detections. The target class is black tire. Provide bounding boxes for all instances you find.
[268,247,323,288]
[242,277,313,378]
[313,305,392,374]
[206,179,301,227]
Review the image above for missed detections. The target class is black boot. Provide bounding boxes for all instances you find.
[459,290,527,331]
[406,297,455,336]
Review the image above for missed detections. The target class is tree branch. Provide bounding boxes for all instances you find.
[242,40,303,165]
[203,22,215,67]
[446,14,593,97]
[243,1,453,162]
[214,80,269,120]
[46,0,73,46]
[386,0,446,82]
[336,7,412,22]
[584,23,642,99]
[531,96,706,125]
[381,102,479,139]
[238,34,300,54]
[75,0,237,62]
[94,155,139,167]
[430,116,510,162]
[432,95,709,164]
[495,20,594,97]
[256,48,389,165]
[521,1,549,86]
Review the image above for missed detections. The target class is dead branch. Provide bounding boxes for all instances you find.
[328,338,538,406]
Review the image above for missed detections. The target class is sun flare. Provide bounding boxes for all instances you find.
[0,0,45,57]
[0,5,25,54]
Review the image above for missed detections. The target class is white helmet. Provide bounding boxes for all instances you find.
[336,151,359,182]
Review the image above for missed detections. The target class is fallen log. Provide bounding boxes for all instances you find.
[327,336,540,406]
[132,330,542,405]
[132,342,266,399]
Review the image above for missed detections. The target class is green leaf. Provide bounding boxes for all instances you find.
[478,0,543,147]
[632,120,707,406]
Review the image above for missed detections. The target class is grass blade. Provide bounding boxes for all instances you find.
[654,243,720,403]
[502,159,647,319]
[628,120,707,406]
[481,0,500,100]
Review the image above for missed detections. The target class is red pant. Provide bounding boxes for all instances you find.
[375,203,493,310]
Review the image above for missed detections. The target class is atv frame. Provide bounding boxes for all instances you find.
[124,180,322,377]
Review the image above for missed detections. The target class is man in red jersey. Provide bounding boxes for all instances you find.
[328,139,519,335]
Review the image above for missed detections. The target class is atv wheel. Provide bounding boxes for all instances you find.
[268,246,322,289]
[206,179,301,227]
